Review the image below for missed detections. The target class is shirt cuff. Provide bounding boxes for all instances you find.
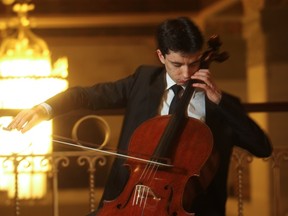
[39,103,53,119]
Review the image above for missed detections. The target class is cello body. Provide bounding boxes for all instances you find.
[96,115,214,216]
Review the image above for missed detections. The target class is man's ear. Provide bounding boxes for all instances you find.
[156,49,165,64]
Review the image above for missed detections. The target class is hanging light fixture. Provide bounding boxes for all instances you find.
[0,1,68,199]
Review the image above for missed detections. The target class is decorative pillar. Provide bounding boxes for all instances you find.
[241,0,270,215]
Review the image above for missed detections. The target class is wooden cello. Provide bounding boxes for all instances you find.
[96,35,229,216]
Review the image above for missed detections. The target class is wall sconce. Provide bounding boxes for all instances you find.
[0,1,68,199]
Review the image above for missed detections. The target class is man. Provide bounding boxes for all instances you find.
[7,17,272,215]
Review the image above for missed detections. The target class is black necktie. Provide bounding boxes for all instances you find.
[169,84,183,114]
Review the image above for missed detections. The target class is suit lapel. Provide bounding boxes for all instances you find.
[147,69,166,117]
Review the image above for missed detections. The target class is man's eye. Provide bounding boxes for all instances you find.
[173,64,181,67]
[189,61,200,67]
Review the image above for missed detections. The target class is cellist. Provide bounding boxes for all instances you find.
[6,17,272,215]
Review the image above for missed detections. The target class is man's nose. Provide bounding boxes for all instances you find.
[182,66,191,78]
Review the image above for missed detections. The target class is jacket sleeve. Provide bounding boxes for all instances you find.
[45,73,138,118]
[215,93,272,158]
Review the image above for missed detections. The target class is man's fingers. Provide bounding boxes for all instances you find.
[20,121,34,133]
[16,112,34,130]
[6,110,33,131]
[20,115,40,133]
[4,105,49,133]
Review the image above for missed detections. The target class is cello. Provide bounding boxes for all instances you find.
[96,35,229,216]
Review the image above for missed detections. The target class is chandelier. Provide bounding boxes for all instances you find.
[0,1,68,199]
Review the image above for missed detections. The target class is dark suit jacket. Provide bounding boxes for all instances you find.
[46,65,272,215]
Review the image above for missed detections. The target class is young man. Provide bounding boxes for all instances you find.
[7,17,272,215]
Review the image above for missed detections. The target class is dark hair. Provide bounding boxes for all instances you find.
[156,17,204,56]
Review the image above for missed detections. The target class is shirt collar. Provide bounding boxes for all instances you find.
[165,72,187,90]
[165,73,176,90]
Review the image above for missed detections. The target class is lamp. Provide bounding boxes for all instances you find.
[0,1,68,199]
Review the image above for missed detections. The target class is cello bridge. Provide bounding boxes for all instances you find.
[132,184,160,207]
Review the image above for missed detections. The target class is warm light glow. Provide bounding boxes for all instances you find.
[0,78,68,108]
[0,2,69,199]
[0,57,52,77]
[0,117,52,198]
[0,77,68,199]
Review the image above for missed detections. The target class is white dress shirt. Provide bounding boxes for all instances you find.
[159,73,206,122]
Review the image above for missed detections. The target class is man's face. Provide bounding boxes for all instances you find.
[157,49,202,85]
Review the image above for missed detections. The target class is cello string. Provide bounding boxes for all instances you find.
[132,184,139,206]
[148,163,159,185]
[139,160,155,180]
[141,187,149,214]
[132,159,160,211]
[139,159,160,187]
[145,162,159,184]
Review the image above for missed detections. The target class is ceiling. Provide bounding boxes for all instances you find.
[0,0,243,38]
[1,0,223,15]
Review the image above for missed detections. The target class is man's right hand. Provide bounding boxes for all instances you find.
[6,105,50,133]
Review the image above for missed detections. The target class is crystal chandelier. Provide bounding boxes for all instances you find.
[0,1,68,199]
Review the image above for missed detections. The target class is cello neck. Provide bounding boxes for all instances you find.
[153,81,194,161]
